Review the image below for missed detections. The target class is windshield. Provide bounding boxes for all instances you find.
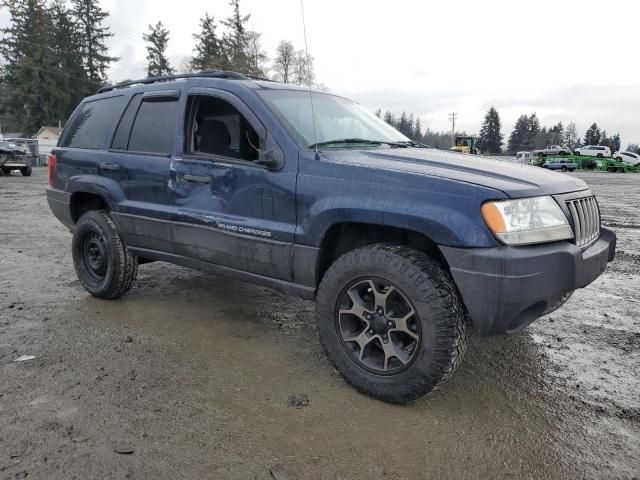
[257,90,409,148]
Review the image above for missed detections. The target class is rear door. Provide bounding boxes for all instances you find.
[170,87,297,281]
[107,89,183,253]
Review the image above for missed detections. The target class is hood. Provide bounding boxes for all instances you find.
[326,148,589,198]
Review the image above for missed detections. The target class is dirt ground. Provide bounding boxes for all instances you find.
[0,168,638,480]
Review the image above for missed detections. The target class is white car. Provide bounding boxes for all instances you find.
[613,151,640,166]
[533,145,570,156]
[574,145,611,158]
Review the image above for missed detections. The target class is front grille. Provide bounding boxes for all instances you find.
[566,196,600,248]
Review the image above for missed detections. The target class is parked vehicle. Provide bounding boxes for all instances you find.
[515,151,536,164]
[46,70,617,403]
[542,159,577,172]
[0,140,32,176]
[574,145,611,158]
[613,151,640,166]
[450,136,479,154]
[533,145,570,156]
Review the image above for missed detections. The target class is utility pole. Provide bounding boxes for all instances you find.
[448,112,457,147]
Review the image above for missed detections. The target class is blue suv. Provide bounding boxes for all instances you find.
[47,70,616,403]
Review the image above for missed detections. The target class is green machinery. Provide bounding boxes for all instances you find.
[534,154,638,173]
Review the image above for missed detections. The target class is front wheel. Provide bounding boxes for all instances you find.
[72,210,138,299]
[315,244,468,403]
[21,166,32,176]
[561,166,567,172]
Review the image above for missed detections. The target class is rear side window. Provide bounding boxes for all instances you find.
[61,96,125,149]
[111,93,143,150]
[127,98,178,154]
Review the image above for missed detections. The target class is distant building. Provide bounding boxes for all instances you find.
[35,126,62,163]
[35,126,62,143]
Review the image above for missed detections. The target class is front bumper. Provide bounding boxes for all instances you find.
[440,227,616,336]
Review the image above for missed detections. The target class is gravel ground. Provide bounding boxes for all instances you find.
[0,168,638,479]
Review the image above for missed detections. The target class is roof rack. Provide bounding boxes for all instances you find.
[97,69,271,94]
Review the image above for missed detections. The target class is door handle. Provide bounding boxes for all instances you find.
[182,173,211,184]
[99,162,121,171]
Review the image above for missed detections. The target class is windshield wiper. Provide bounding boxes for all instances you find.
[387,140,432,148]
[308,138,386,149]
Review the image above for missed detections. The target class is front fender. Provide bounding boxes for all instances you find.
[299,196,499,248]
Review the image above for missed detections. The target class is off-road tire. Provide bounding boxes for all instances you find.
[20,166,32,176]
[316,244,468,403]
[72,210,138,299]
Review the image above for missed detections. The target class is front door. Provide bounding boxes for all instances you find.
[170,88,297,281]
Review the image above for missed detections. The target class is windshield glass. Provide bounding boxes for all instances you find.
[257,89,409,148]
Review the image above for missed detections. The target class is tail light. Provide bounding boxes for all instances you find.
[47,153,57,187]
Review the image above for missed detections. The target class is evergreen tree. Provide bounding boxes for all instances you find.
[50,0,86,118]
[611,133,621,153]
[72,0,117,91]
[246,30,267,77]
[222,0,250,73]
[413,116,422,140]
[477,106,503,154]
[143,21,174,77]
[599,130,609,150]
[584,123,601,145]
[190,13,226,71]
[528,113,541,139]
[397,112,410,137]
[563,122,579,150]
[375,108,382,118]
[507,113,541,153]
[549,122,564,145]
[383,111,394,126]
[0,0,62,134]
[507,115,529,153]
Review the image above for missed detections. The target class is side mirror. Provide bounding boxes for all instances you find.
[255,133,284,170]
[255,150,283,170]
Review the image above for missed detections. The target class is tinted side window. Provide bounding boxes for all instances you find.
[128,98,178,154]
[62,96,125,149]
[187,95,259,162]
[111,93,143,150]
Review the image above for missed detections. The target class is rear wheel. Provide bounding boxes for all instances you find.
[72,210,138,299]
[316,244,468,403]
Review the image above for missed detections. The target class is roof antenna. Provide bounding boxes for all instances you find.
[300,0,319,160]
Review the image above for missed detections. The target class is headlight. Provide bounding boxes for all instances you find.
[481,196,573,245]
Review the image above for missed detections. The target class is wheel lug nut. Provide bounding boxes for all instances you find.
[369,329,374,335]
[387,321,393,327]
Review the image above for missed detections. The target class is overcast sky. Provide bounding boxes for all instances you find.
[3,0,639,145]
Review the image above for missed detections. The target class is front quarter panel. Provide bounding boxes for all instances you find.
[296,151,506,248]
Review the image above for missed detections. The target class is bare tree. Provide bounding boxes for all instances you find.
[272,40,295,83]
[292,49,314,86]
